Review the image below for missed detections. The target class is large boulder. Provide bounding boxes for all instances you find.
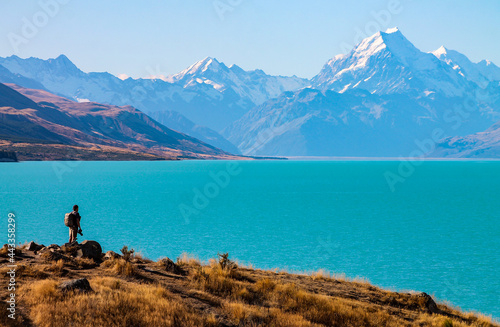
[47,244,61,251]
[26,241,44,252]
[414,292,439,314]
[59,278,93,293]
[76,240,102,261]
[157,257,183,275]
[38,244,62,255]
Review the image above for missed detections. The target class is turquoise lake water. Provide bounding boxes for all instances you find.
[1,160,499,319]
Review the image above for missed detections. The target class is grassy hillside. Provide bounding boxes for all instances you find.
[0,245,497,327]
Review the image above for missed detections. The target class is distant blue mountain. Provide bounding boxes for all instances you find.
[432,120,500,158]
[224,28,500,157]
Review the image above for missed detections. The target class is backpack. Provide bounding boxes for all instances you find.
[64,212,76,228]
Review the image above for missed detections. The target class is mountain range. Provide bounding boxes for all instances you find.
[225,28,500,157]
[1,27,500,158]
[0,55,307,153]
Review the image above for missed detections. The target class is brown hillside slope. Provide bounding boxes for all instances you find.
[0,83,244,160]
[0,245,497,327]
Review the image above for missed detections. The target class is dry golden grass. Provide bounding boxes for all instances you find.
[131,251,153,263]
[225,302,313,327]
[4,252,497,327]
[177,252,202,266]
[71,256,97,269]
[186,262,497,327]
[308,269,371,286]
[0,263,49,279]
[44,259,65,275]
[272,282,399,326]
[102,258,138,277]
[0,244,22,257]
[191,265,240,297]
[19,277,217,327]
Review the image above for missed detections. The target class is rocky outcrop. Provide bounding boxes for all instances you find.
[157,257,183,275]
[76,240,103,261]
[26,241,44,252]
[59,278,93,293]
[25,240,103,262]
[415,292,439,314]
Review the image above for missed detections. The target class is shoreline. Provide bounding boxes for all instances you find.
[4,157,500,163]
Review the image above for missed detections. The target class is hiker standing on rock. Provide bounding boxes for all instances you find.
[66,205,82,244]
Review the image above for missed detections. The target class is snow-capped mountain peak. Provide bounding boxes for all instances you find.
[164,56,309,105]
[431,46,500,85]
[432,45,448,57]
[385,26,400,34]
[187,56,222,73]
[0,53,309,132]
[167,57,226,83]
[312,27,468,96]
[349,26,419,66]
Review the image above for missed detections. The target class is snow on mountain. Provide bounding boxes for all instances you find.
[312,27,472,97]
[0,55,308,133]
[166,56,309,105]
[3,27,499,158]
[431,46,500,86]
[0,55,130,102]
[225,28,500,157]
[431,120,500,158]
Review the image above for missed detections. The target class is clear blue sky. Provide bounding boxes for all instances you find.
[1,0,499,79]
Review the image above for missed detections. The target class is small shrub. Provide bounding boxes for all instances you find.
[190,266,240,297]
[45,259,65,274]
[120,246,135,262]
[442,319,453,327]
[218,252,237,271]
[61,244,79,256]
